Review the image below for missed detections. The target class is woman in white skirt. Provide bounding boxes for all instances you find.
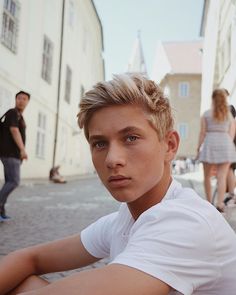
[197,88,236,212]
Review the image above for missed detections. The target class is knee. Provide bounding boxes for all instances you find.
[8,179,19,190]
[13,178,20,187]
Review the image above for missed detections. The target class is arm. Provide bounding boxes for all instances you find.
[228,115,236,140]
[0,234,98,295]
[196,116,206,155]
[19,264,171,295]
[10,127,28,160]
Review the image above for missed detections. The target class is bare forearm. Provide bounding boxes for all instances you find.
[197,133,205,151]
[0,250,36,294]
[10,127,28,160]
[229,121,236,140]
[10,127,25,151]
[17,265,170,295]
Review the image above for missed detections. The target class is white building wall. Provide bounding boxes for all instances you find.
[0,0,104,179]
[201,0,236,110]
[200,0,220,113]
[217,0,236,105]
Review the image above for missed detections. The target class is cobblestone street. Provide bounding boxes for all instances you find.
[0,175,120,280]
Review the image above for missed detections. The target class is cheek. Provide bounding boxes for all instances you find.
[92,153,106,175]
[91,154,99,170]
[135,143,164,164]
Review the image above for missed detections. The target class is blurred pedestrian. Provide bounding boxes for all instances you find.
[225,104,236,204]
[197,88,236,212]
[0,90,30,220]
[49,165,67,183]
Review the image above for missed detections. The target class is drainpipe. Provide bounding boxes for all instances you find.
[52,0,65,167]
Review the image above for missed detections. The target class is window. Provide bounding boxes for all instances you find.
[1,0,20,53]
[178,82,189,97]
[41,35,53,83]
[64,65,72,103]
[178,123,188,140]
[36,112,46,158]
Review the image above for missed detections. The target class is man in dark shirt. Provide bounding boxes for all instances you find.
[0,90,30,221]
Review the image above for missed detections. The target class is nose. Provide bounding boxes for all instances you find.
[105,143,126,169]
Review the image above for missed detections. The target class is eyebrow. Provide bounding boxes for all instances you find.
[118,126,142,134]
[89,126,142,142]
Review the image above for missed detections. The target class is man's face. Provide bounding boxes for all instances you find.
[15,93,29,112]
[88,104,178,205]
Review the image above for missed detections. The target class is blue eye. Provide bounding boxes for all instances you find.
[93,141,106,149]
[126,135,138,142]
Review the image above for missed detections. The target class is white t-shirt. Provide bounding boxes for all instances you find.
[81,179,236,294]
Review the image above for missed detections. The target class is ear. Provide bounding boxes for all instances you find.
[164,131,180,163]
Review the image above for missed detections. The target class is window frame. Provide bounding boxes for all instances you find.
[35,112,47,159]
[41,35,53,84]
[1,0,20,53]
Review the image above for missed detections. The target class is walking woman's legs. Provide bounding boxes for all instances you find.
[203,162,213,202]
[216,162,230,209]
[227,167,236,195]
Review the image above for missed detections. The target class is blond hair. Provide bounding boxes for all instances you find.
[212,88,229,122]
[78,73,174,140]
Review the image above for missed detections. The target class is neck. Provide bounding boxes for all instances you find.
[128,165,172,220]
[16,107,23,114]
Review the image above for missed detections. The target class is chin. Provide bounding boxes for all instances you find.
[109,190,138,203]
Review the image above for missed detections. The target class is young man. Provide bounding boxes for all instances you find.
[0,91,30,221]
[0,74,236,294]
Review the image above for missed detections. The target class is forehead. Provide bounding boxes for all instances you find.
[16,93,29,99]
[88,104,154,137]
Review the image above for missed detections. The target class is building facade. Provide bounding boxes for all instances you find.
[0,0,104,178]
[152,40,203,158]
[201,0,236,111]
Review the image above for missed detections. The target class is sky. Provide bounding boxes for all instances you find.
[93,0,204,80]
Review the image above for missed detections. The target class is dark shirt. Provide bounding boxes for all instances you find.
[0,108,26,159]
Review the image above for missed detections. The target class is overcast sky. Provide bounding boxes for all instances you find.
[93,0,204,80]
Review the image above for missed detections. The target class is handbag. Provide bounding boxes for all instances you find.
[0,111,9,153]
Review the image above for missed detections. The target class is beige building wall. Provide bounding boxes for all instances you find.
[152,40,202,159]
[161,74,201,158]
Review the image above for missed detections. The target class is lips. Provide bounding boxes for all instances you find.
[108,175,131,188]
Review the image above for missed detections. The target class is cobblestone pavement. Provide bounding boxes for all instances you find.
[0,173,236,282]
[0,174,120,280]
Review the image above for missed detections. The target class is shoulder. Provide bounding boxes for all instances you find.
[4,108,18,123]
[5,108,19,120]
[131,185,228,248]
[6,108,17,116]
[202,109,211,118]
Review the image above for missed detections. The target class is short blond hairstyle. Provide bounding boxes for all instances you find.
[78,73,174,140]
